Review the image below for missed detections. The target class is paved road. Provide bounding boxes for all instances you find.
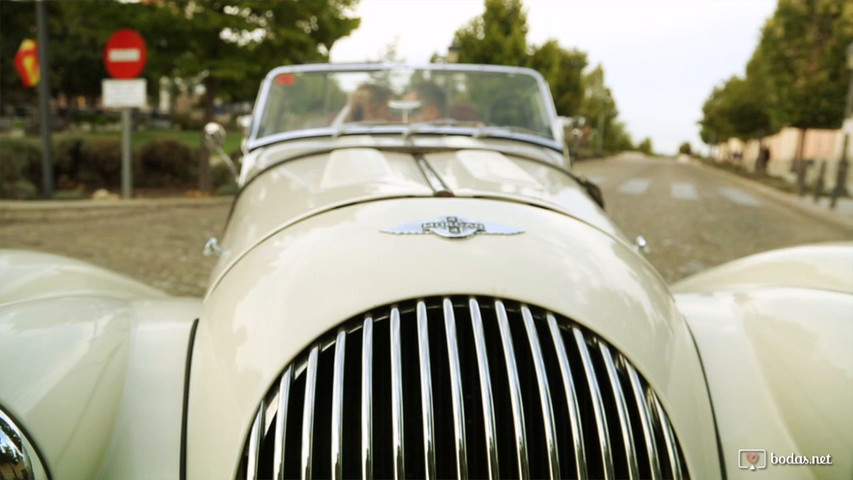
[2,154,850,296]
[574,153,853,282]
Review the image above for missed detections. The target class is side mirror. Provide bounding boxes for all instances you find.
[204,122,226,151]
[204,122,239,181]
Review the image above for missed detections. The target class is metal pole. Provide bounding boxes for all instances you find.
[121,108,132,198]
[35,0,53,199]
[830,48,853,208]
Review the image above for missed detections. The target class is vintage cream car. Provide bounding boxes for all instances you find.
[1,64,851,480]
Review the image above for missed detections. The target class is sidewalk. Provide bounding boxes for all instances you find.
[695,160,853,230]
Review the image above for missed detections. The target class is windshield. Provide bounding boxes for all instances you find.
[250,65,559,147]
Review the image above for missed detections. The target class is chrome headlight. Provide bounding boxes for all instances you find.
[0,408,48,480]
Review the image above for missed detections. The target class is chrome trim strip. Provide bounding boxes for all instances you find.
[331,330,347,480]
[547,315,587,480]
[653,395,683,480]
[361,316,374,480]
[469,298,500,479]
[273,366,293,480]
[301,346,319,480]
[521,306,560,479]
[417,301,437,480]
[494,300,529,479]
[247,406,265,480]
[416,157,453,197]
[443,298,469,480]
[390,307,406,480]
[572,327,614,480]
[626,364,661,480]
[600,343,639,480]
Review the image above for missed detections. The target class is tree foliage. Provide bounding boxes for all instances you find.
[699,0,852,142]
[699,75,770,141]
[755,0,852,129]
[453,0,529,66]
[578,65,630,151]
[529,40,587,116]
[637,137,654,155]
[452,0,631,152]
[1,1,361,112]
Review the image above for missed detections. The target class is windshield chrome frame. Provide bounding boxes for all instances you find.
[247,63,564,153]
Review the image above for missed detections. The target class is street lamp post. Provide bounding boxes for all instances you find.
[830,41,853,208]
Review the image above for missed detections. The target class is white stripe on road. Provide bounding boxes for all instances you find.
[671,182,698,200]
[718,186,761,207]
[617,178,650,195]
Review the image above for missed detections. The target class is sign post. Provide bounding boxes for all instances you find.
[103,29,147,199]
[35,0,53,199]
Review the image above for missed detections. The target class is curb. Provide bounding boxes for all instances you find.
[0,196,234,212]
[693,161,853,230]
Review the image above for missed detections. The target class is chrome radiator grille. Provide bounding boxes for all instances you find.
[237,297,689,480]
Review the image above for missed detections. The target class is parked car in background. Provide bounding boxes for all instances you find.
[1,64,850,479]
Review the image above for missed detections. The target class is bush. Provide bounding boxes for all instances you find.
[79,138,123,188]
[0,138,41,199]
[136,138,197,187]
[54,136,86,189]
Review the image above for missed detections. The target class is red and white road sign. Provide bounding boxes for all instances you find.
[104,29,147,79]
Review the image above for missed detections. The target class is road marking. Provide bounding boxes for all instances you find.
[718,186,761,207]
[617,178,650,195]
[671,182,698,200]
[588,175,607,184]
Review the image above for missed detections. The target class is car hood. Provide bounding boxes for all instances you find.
[212,145,625,287]
[189,196,720,478]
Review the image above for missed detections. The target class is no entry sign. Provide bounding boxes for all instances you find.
[104,29,147,79]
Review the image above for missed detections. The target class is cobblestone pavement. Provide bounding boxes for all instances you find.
[0,199,231,296]
[574,153,853,282]
[2,154,851,297]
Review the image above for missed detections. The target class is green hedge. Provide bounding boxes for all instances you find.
[0,138,41,199]
[0,136,234,199]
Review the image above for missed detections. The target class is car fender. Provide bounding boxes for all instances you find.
[675,243,853,478]
[0,251,201,479]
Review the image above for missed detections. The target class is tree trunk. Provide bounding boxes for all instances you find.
[198,76,216,193]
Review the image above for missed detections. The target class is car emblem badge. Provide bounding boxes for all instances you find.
[381,215,523,239]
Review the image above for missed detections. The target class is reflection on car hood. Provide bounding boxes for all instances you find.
[215,145,625,284]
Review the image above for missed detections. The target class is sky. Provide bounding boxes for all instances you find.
[329,0,778,155]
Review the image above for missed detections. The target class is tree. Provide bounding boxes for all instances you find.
[638,138,654,155]
[679,142,692,155]
[1,1,361,191]
[699,75,770,142]
[753,0,853,129]
[578,65,621,153]
[529,40,587,116]
[453,0,529,66]
[451,0,633,154]
[135,0,361,191]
